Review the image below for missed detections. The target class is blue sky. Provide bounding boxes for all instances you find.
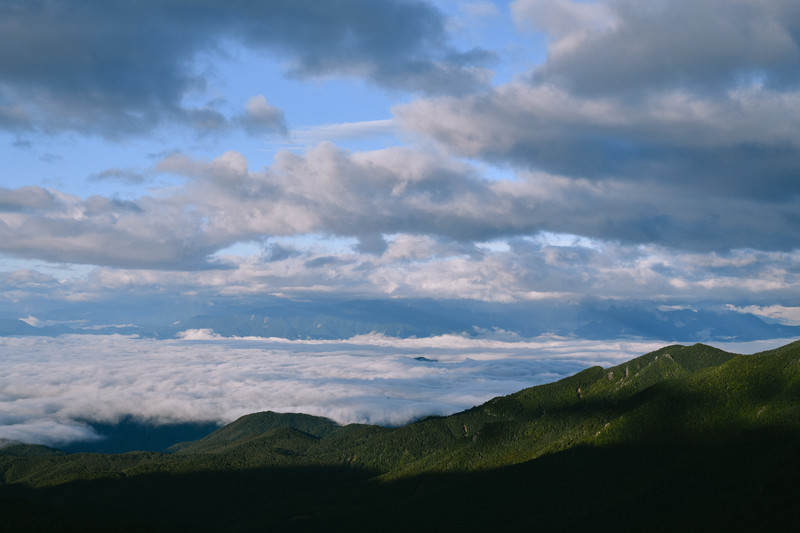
[1,0,800,327]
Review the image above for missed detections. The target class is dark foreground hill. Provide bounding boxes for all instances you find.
[2,341,800,531]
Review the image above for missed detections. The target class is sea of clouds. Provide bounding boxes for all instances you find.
[0,332,791,446]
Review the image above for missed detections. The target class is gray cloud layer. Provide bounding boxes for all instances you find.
[0,0,489,137]
[2,128,796,275]
[399,0,800,248]
[3,230,798,314]
[517,0,800,95]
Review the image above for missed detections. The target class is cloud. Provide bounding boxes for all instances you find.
[5,229,797,315]
[0,0,490,138]
[398,84,800,201]
[0,333,680,445]
[0,420,102,448]
[3,148,800,302]
[3,333,791,446]
[397,0,800,251]
[726,305,800,326]
[2,3,799,281]
[516,0,800,96]
[512,0,617,40]
[461,2,501,20]
[18,315,43,327]
[158,142,800,257]
[0,186,59,212]
[88,168,149,185]
[154,143,520,254]
[2,0,794,274]
[237,95,288,136]
[288,119,397,146]
[0,187,224,270]
[0,103,30,130]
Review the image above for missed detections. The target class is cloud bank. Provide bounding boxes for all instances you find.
[2,333,791,446]
[0,333,676,446]
[4,139,800,275]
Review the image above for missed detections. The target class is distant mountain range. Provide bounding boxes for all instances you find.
[3,340,800,531]
[3,297,799,341]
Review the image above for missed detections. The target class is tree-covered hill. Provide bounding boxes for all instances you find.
[2,341,799,531]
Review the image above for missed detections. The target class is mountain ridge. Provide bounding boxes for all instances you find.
[6,298,800,341]
[2,340,799,530]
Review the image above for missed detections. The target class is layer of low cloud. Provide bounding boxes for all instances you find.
[4,333,763,446]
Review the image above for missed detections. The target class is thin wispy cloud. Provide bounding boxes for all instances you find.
[286,119,397,147]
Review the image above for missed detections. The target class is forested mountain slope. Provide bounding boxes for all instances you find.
[2,341,799,531]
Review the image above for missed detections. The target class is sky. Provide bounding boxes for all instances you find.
[1,0,798,321]
[1,1,800,444]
